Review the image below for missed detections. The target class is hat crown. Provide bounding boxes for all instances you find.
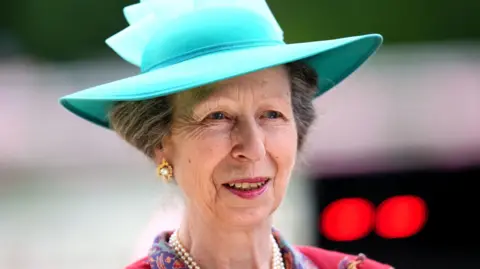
[105,0,284,68]
[140,7,284,72]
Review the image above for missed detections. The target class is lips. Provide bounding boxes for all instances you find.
[225,180,268,190]
[222,177,270,199]
[223,177,270,190]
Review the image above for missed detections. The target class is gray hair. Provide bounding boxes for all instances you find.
[109,61,318,159]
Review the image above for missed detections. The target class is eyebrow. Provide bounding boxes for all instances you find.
[176,82,292,117]
[173,85,216,117]
[192,85,215,103]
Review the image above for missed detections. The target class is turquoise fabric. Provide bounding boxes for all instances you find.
[59,2,383,129]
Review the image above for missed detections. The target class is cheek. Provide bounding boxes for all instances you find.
[266,125,297,166]
[265,125,297,186]
[171,131,231,199]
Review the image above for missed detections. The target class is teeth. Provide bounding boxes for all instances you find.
[227,180,268,190]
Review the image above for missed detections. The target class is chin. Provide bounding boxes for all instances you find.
[219,203,277,228]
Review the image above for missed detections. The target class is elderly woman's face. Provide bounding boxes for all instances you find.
[159,66,297,226]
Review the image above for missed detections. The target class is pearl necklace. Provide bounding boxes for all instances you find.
[168,230,285,269]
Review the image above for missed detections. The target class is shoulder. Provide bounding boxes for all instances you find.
[125,257,149,269]
[296,245,394,269]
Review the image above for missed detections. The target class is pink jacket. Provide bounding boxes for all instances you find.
[125,245,393,269]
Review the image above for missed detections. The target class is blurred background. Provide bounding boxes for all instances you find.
[1,0,480,268]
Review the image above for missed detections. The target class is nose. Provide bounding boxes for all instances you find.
[231,118,266,162]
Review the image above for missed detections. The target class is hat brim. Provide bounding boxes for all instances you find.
[59,34,382,129]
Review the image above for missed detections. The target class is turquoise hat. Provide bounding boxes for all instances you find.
[59,0,383,129]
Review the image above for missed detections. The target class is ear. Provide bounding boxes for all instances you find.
[153,134,174,166]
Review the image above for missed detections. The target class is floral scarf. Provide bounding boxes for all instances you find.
[147,230,319,269]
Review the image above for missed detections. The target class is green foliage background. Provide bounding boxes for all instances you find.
[2,0,479,61]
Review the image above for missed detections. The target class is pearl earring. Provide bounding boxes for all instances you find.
[156,159,173,182]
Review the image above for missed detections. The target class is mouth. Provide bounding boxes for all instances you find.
[223,178,271,191]
[222,178,271,199]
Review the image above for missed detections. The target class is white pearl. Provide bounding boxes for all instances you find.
[168,230,285,269]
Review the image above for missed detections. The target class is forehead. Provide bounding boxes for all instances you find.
[174,65,291,107]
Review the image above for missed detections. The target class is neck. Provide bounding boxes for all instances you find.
[177,211,274,269]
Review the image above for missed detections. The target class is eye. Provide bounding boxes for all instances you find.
[262,110,283,119]
[206,111,228,120]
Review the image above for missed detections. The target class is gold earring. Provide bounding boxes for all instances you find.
[156,159,173,182]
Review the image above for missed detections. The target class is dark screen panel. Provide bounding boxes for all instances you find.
[310,166,480,269]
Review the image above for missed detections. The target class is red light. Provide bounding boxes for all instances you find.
[376,195,427,239]
[320,198,375,241]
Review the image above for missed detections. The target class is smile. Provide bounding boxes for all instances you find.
[223,178,271,199]
[226,180,268,190]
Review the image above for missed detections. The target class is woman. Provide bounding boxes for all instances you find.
[60,0,392,268]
